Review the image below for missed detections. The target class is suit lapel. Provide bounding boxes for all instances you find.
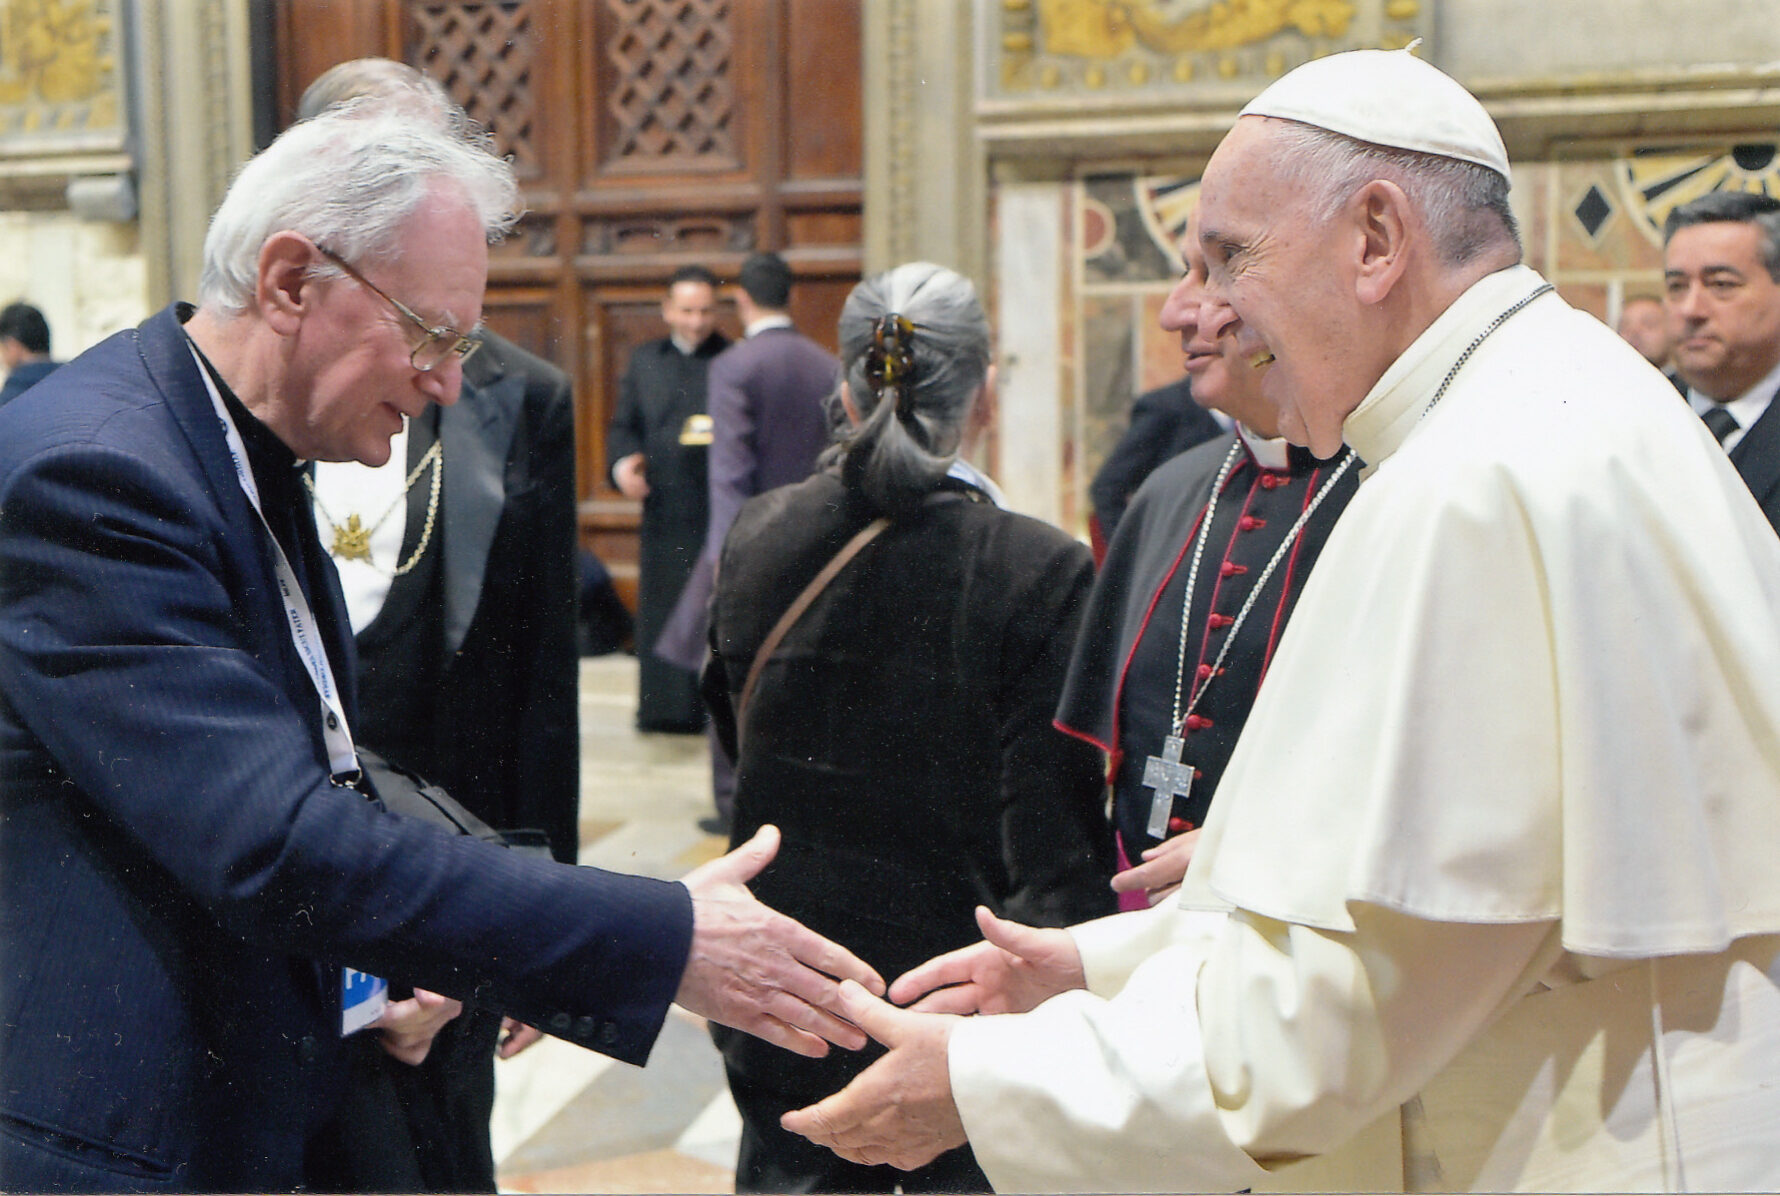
[439,370,519,657]
[1728,390,1780,510]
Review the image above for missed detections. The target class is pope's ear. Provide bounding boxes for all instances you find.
[257,231,321,336]
[1350,179,1412,307]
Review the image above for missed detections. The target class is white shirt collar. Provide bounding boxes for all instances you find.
[1687,355,1780,451]
[946,457,1007,508]
[745,314,793,339]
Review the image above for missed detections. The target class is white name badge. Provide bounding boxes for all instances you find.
[340,968,388,1036]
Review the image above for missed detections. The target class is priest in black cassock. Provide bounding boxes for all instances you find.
[608,265,731,731]
[1056,217,1358,908]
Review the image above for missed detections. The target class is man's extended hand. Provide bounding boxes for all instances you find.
[890,905,1085,1015]
[1110,827,1200,907]
[677,825,885,1057]
[372,987,463,1066]
[781,979,966,1170]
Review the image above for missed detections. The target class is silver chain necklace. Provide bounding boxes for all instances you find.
[1139,281,1554,840]
[1141,440,1355,838]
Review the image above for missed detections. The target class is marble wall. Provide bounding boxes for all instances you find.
[0,209,145,361]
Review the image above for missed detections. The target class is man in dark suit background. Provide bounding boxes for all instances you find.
[0,89,878,1195]
[608,265,730,733]
[657,251,838,833]
[0,300,60,407]
[1087,375,1224,545]
[1664,191,1780,533]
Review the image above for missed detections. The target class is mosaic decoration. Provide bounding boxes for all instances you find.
[0,0,125,157]
[987,0,1429,101]
[1615,142,1780,246]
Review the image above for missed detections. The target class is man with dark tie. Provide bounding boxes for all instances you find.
[1664,191,1780,532]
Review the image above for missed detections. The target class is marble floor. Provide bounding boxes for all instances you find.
[492,654,739,1194]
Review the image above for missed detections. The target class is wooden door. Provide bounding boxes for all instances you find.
[272,0,863,606]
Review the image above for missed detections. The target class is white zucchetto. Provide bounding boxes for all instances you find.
[1241,47,1511,182]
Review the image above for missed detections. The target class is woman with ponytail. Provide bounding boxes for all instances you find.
[703,262,1117,1193]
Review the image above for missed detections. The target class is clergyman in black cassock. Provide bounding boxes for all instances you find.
[1057,425,1359,877]
[609,318,730,731]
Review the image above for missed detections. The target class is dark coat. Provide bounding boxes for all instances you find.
[430,330,580,863]
[0,357,59,407]
[0,306,690,1192]
[655,325,838,671]
[1726,392,1780,536]
[703,471,1117,1102]
[606,332,729,728]
[307,330,583,1193]
[1089,376,1224,538]
[1059,431,1358,854]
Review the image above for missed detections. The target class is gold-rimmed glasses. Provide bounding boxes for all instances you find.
[314,244,481,372]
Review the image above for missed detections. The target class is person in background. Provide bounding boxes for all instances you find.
[783,48,1780,1193]
[1059,214,1358,913]
[1663,189,1780,533]
[0,301,60,407]
[1615,292,1683,390]
[702,262,1116,1193]
[657,250,839,835]
[1087,374,1223,545]
[608,264,730,732]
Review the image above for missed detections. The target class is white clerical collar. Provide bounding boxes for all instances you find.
[1687,355,1780,451]
[1345,263,1551,474]
[670,333,699,355]
[1235,422,1292,470]
[745,314,793,338]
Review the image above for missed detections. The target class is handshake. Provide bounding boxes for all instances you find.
[679,825,1088,1172]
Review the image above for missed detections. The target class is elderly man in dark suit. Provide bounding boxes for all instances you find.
[658,251,839,832]
[0,95,877,1195]
[1664,190,1780,534]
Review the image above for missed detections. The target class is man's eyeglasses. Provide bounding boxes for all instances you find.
[314,244,481,372]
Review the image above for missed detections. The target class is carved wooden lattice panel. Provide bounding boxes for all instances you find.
[604,0,736,171]
[410,2,540,180]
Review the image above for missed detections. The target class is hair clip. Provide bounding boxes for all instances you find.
[864,313,919,417]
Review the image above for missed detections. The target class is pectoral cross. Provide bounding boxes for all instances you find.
[1141,735,1195,839]
[330,514,372,563]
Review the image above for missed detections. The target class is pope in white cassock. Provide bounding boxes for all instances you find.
[782,47,1780,1193]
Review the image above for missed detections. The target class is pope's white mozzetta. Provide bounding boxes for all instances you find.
[949,264,1780,1193]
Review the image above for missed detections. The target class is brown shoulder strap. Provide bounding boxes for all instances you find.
[737,517,890,736]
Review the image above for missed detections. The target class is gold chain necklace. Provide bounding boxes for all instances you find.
[304,439,443,576]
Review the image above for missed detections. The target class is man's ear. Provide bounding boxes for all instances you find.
[257,231,321,336]
[838,379,861,427]
[1350,180,1413,307]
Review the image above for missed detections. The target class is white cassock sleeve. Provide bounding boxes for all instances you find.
[948,902,1557,1193]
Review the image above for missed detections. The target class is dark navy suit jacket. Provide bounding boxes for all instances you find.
[1727,393,1780,537]
[0,305,690,1192]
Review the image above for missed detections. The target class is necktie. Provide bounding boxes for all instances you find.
[1702,404,1740,445]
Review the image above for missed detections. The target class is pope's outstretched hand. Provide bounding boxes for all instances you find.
[889,905,1085,1015]
[781,979,967,1170]
[676,825,885,1057]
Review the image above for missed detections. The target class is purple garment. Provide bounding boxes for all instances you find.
[655,325,838,670]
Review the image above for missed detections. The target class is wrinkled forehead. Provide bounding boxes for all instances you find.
[1196,119,1278,231]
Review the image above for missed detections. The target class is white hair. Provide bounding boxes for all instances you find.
[1266,119,1520,267]
[196,101,518,315]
